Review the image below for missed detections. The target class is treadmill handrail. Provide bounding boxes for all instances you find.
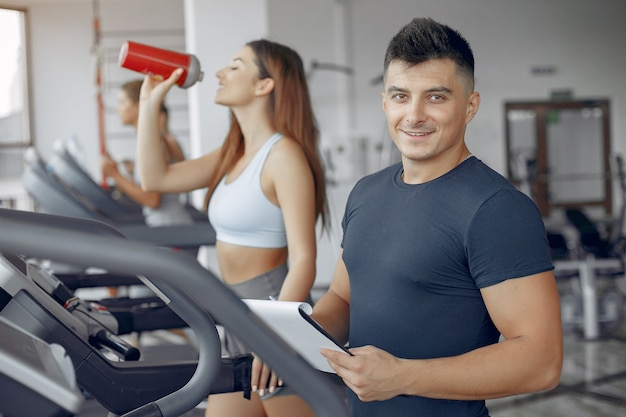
[48,143,143,216]
[0,209,350,417]
[0,209,222,417]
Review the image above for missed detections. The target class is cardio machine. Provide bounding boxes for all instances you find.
[0,316,84,417]
[0,207,188,336]
[46,138,207,224]
[0,220,236,416]
[21,146,215,304]
[21,145,216,252]
[0,208,349,417]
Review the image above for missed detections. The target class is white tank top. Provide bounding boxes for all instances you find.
[208,133,287,248]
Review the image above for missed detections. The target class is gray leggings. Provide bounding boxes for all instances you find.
[223,264,288,356]
[224,265,334,401]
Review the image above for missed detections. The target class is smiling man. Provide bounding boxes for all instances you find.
[310,17,564,416]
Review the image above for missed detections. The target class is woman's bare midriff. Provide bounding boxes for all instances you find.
[215,241,288,284]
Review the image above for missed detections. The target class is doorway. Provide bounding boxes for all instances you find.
[505,99,612,218]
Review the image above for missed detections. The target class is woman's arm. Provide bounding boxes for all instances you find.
[264,137,318,302]
[249,137,320,395]
[136,70,220,193]
[101,155,161,208]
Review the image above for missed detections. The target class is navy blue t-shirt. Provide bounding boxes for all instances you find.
[340,157,554,417]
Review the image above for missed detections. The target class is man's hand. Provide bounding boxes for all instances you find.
[321,345,406,402]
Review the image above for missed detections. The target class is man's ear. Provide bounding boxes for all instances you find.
[381,91,387,112]
[256,78,275,97]
[465,91,480,124]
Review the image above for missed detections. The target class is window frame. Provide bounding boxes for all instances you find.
[0,6,32,151]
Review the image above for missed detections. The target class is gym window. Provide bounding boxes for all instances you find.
[0,7,31,177]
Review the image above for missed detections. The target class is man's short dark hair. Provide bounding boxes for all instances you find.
[383,17,475,89]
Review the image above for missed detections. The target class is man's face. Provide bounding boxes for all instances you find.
[382,58,479,165]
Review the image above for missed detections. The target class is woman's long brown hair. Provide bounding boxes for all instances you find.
[203,39,328,229]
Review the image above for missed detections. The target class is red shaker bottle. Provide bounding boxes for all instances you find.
[118,40,204,89]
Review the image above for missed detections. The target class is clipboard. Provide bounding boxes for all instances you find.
[243,299,351,373]
[298,307,352,355]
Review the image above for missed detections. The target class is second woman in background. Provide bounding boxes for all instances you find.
[102,79,193,227]
[136,39,328,417]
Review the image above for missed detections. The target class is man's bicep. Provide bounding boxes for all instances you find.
[312,252,351,344]
[481,271,562,341]
[328,251,350,303]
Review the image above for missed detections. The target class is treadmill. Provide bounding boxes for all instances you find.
[47,138,207,224]
[0,317,83,417]
[21,146,216,252]
[20,146,213,302]
[0,208,187,335]
[0,208,349,417]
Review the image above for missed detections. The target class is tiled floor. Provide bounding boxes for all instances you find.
[486,275,626,416]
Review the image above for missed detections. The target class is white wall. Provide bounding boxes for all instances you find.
[24,0,94,162]
[17,0,626,185]
[8,0,626,285]
[269,0,626,178]
[266,0,626,286]
[9,0,185,174]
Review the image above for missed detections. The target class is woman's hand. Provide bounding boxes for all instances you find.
[139,68,184,110]
[251,355,283,396]
[101,154,119,178]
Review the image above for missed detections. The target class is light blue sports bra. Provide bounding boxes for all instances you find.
[208,133,287,248]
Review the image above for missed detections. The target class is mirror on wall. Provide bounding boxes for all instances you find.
[505,99,612,218]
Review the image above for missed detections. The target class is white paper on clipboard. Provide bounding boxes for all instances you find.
[243,299,349,373]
